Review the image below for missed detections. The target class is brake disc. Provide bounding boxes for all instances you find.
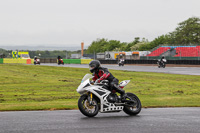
[84,100,95,110]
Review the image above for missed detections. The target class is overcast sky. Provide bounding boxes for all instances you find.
[0,0,199,47]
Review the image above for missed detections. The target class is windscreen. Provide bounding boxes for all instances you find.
[81,74,93,83]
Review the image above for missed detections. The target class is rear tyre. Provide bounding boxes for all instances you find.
[123,93,141,115]
[78,94,99,117]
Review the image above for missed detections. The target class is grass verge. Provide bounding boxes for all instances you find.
[0,64,200,111]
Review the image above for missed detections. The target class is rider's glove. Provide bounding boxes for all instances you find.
[90,80,94,84]
[96,79,101,83]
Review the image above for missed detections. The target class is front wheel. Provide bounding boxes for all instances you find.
[78,94,99,117]
[163,64,166,68]
[123,93,141,115]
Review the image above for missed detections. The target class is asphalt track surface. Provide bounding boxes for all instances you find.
[0,108,200,133]
[39,63,200,75]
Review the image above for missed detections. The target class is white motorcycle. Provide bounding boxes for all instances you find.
[118,59,125,66]
[157,59,166,68]
[34,58,40,65]
[77,74,141,117]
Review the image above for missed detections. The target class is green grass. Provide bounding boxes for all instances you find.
[0,64,200,111]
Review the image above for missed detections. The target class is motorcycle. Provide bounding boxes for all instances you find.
[34,58,40,65]
[157,59,166,68]
[77,74,141,117]
[118,59,125,66]
[58,59,64,65]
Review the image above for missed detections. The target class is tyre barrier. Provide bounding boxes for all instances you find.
[99,60,200,65]
[39,59,89,64]
[1,58,200,65]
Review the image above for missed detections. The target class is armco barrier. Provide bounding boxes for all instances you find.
[81,59,93,64]
[0,58,3,64]
[63,59,81,64]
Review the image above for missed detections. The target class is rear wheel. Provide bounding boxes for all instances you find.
[78,94,99,117]
[123,93,141,115]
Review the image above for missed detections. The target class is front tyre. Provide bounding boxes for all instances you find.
[163,64,166,68]
[123,93,141,115]
[78,94,99,117]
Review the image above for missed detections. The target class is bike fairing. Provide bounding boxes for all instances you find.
[77,74,142,117]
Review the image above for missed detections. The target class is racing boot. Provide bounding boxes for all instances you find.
[113,84,126,102]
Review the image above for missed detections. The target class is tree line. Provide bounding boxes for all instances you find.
[86,17,200,53]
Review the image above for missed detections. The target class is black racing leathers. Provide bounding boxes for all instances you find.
[92,67,125,95]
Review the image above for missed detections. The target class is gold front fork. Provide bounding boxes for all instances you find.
[90,92,93,100]
[88,92,93,106]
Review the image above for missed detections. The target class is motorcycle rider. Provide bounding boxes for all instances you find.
[89,60,126,100]
[34,56,38,63]
[160,56,165,66]
[119,58,125,66]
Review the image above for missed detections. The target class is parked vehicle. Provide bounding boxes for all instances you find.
[77,74,141,117]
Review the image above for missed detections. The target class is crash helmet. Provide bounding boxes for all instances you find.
[89,60,101,73]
